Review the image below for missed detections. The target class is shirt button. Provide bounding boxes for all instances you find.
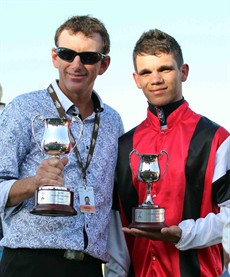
[152,194,157,198]
[152,256,156,260]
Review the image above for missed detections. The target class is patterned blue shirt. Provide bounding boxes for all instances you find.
[0,80,124,262]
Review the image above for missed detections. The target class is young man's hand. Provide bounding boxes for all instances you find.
[122,225,182,243]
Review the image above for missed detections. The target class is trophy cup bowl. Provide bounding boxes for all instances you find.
[129,150,168,231]
[30,117,82,216]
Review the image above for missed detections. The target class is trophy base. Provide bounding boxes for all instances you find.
[30,186,77,217]
[129,221,166,231]
[129,206,166,231]
[30,204,77,217]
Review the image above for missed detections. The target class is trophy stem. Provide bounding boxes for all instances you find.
[142,182,156,207]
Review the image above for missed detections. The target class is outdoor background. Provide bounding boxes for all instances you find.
[0,0,229,132]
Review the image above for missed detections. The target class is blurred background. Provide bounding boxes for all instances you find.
[0,0,230,131]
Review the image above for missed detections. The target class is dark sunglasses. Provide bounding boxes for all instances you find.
[55,47,106,64]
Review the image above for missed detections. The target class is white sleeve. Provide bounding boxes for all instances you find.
[212,136,230,183]
[176,136,230,251]
[176,200,230,250]
[104,210,130,277]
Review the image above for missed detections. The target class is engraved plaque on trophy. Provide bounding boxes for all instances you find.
[129,149,168,231]
[30,116,82,216]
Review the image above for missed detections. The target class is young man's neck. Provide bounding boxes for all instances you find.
[148,97,185,127]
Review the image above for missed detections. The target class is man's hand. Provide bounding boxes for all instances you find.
[223,249,230,270]
[34,156,69,189]
[122,225,182,243]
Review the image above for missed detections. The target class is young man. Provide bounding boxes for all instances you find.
[0,15,125,277]
[115,29,230,277]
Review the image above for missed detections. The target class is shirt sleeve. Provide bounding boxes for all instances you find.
[0,179,23,219]
[104,210,130,277]
[176,200,230,250]
[0,99,31,219]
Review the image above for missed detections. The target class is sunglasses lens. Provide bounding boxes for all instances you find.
[56,48,105,64]
[79,52,102,64]
[56,48,76,62]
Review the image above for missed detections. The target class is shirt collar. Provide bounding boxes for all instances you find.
[51,80,73,113]
[51,80,104,116]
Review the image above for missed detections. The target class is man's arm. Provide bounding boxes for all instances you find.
[6,157,68,207]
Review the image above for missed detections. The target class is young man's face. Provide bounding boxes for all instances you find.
[133,52,189,106]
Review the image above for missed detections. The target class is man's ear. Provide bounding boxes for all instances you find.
[51,48,59,69]
[98,56,111,75]
[181,64,189,82]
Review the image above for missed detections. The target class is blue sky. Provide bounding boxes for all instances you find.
[0,0,229,131]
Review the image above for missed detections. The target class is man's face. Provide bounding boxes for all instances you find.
[85,197,90,204]
[52,30,110,99]
[133,53,189,106]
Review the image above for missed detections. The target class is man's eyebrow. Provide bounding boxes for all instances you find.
[137,64,175,75]
[137,69,152,75]
[159,65,174,70]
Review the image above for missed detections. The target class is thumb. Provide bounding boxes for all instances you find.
[161,227,170,235]
[60,156,69,167]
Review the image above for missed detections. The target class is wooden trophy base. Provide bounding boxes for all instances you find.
[30,186,77,217]
[30,204,77,216]
[129,221,166,231]
[129,206,166,231]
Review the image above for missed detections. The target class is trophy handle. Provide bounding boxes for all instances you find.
[69,115,83,152]
[32,114,45,153]
[129,149,140,180]
[159,150,169,178]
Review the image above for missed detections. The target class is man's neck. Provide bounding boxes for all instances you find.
[74,98,94,120]
[57,80,95,119]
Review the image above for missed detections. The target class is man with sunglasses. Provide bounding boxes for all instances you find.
[0,15,127,277]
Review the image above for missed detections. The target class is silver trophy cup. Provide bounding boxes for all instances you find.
[129,149,168,230]
[30,116,82,216]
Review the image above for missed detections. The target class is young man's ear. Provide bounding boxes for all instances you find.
[133,72,142,89]
[181,64,189,82]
